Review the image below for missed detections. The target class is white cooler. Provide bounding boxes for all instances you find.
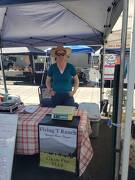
[79,102,101,138]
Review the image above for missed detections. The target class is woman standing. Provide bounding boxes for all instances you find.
[46,46,79,107]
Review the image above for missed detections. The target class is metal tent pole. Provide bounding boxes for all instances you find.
[0,49,8,97]
[100,45,105,104]
[29,54,35,84]
[32,55,36,85]
[121,0,135,179]
[114,0,129,179]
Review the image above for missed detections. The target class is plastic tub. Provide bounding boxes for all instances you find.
[79,102,101,138]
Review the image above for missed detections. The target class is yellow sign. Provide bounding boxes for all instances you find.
[40,152,76,172]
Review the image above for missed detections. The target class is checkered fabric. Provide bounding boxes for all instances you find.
[77,110,93,176]
[129,138,135,169]
[16,107,93,176]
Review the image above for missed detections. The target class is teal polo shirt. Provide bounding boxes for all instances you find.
[47,63,77,93]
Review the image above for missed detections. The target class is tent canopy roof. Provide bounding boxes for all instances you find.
[0,0,123,47]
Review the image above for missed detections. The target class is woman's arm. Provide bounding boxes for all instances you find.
[46,76,52,92]
[73,75,79,94]
[46,76,56,96]
[69,75,79,96]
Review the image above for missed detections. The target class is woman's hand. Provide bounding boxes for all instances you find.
[69,90,75,97]
[50,90,56,96]
[47,88,56,96]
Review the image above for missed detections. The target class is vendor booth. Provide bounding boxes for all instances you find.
[15,106,93,176]
[1,0,133,180]
[0,47,46,84]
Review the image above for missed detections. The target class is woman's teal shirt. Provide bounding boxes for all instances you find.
[47,63,76,93]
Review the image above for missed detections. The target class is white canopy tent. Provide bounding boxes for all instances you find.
[1,1,133,180]
[0,0,123,47]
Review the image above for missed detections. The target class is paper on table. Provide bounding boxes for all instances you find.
[20,105,39,114]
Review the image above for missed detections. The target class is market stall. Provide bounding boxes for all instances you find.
[15,106,93,176]
[0,0,127,180]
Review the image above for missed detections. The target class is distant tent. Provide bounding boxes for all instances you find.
[1,47,45,55]
[0,47,46,88]
[105,48,130,54]
[95,48,130,55]
[65,45,95,54]
[45,45,94,55]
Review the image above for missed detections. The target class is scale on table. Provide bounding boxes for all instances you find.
[51,106,76,121]
[0,95,23,113]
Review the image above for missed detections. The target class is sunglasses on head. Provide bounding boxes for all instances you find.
[56,53,66,56]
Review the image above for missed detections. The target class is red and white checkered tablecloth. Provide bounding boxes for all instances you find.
[16,107,93,176]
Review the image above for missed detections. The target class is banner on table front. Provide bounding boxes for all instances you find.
[39,125,78,173]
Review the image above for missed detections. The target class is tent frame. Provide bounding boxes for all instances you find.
[121,0,135,179]
[114,0,129,179]
[0,1,132,180]
[0,49,8,97]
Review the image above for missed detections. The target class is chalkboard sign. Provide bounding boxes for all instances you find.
[0,114,18,180]
[38,114,80,174]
